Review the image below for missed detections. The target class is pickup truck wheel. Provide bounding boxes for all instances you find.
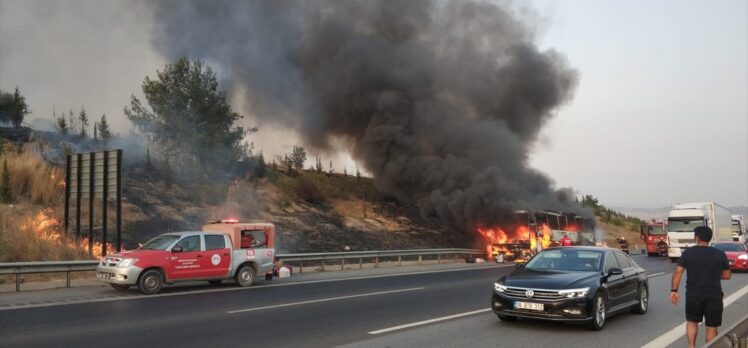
[208,280,222,285]
[138,270,164,295]
[110,284,130,291]
[235,265,256,287]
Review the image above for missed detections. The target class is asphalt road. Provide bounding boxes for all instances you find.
[0,255,746,348]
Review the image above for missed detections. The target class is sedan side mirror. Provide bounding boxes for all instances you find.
[608,267,623,275]
[172,246,183,253]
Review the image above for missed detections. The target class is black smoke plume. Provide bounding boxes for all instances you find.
[147,0,585,232]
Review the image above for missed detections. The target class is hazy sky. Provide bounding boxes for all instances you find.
[1,0,746,208]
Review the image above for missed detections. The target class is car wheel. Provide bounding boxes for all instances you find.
[110,284,130,291]
[587,293,607,331]
[631,284,648,314]
[137,269,163,295]
[235,265,256,287]
[497,315,517,322]
[208,280,222,285]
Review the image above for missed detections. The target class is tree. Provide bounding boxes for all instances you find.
[289,145,307,171]
[78,107,89,137]
[0,90,14,124]
[56,112,69,135]
[329,160,334,174]
[343,167,347,176]
[145,146,154,171]
[0,88,30,128]
[356,167,361,180]
[93,121,98,141]
[98,114,112,142]
[1,159,11,203]
[255,152,266,178]
[68,109,78,135]
[125,58,246,174]
[315,156,322,173]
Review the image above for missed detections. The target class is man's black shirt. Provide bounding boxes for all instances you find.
[677,245,730,296]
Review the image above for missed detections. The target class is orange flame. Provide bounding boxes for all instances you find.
[477,227,508,257]
[23,209,118,258]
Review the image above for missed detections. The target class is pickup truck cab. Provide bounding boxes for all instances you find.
[96,221,276,294]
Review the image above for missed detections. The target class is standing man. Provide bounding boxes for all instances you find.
[560,234,572,247]
[670,226,731,348]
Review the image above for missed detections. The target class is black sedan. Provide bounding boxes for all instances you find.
[491,246,648,330]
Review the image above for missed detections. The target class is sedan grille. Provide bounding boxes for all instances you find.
[503,287,565,301]
[100,257,121,267]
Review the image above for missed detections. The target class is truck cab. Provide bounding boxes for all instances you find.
[96,220,276,294]
[667,202,733,262]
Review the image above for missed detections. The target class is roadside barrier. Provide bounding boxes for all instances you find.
[0,248,486,292]
[706,312,748,348]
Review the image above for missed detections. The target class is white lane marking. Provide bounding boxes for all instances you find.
[0,264,508,311]
[647,272,666,278]
[642,284,748,348]
[227,287,425,314]
[368,308,492,335]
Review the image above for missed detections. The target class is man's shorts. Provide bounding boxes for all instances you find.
[685,293,723,327]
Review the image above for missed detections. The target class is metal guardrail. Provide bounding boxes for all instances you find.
[0,260,100,292]
[0,248,486,292]
[706,312,748,348]
[276,248,486,272]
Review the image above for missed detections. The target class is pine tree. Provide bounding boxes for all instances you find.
[163,156,173,188]
[98,114,112,142]
[255,152,266,178]
[9,87,30,128]
[79,107,89,137]
[55,109,68,135]
[329,160,334,174]
[1,159,12,203]
[356,167,361,180]
[343,167,347,176]
[93,121,98,141]
[315,156,322,173]
[145,147,154,171]
[68,109,78,135]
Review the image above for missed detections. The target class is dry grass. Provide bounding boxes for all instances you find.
[0,204,91,262]
[1,144,64,206]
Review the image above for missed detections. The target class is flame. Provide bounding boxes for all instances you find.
[477,223,557,261]
[22,209,118,258]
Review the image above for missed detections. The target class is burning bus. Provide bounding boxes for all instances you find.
[478,210,593,262]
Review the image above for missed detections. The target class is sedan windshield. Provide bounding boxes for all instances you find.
[140,235,180,250]
[712,243,746,252]
[525,249,603,272]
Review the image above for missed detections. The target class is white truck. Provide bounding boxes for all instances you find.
[732,215,746,242]
[666,202,733,262]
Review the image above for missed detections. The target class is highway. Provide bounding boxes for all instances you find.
[0,255,746,348]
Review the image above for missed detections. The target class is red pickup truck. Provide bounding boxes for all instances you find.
[96,221,276,294]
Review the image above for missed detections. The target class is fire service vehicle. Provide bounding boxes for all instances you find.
[640,220,668,257]
[96,220,276,294]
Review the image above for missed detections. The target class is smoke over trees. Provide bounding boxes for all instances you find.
[146,0,586,233]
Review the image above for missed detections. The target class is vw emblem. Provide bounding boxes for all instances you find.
[525,289,534,298]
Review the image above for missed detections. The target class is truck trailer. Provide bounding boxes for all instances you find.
[666,202,733,262]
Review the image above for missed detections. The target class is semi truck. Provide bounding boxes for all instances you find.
[732,215,746,242]
[666,202,733,262]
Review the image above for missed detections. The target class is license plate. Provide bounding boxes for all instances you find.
[97,272,112,280]
[515,301,544,311]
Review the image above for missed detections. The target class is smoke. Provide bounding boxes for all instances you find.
[146,0,585,232]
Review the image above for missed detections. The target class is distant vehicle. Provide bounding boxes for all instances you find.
[96,220,276,294]
[732,215,746,242]
[640,221,668,257]
[491,246,648,331]
[616,237,630,254]
[712,242,748,271]
[667,202,733,262]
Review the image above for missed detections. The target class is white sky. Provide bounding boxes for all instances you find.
[1,0,746,208]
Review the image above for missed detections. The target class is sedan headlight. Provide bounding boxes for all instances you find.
[117,258,138,267]
[558,287,590,298]
[494,283,507,293]
[739,254,748,260]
